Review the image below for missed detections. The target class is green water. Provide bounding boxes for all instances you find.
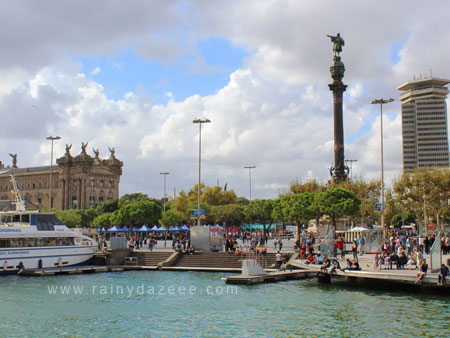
[0,271,449,337]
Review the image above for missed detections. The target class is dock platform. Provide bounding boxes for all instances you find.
[289,260,450,292]
[224,270,318,285]
[19,265,113,276]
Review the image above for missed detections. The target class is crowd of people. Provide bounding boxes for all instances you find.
[102,227,450,284]
[299,231,450,286]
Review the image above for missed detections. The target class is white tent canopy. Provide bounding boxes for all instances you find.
[348,227,370,232]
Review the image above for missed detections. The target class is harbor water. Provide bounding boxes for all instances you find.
[1,271,449,337]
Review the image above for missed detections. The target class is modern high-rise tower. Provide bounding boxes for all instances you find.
[397,77,450,172]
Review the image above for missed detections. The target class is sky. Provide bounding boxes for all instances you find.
[1,0,450,200]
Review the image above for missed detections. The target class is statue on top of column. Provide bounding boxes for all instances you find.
[327,33,345,56]
[93,148,100,159]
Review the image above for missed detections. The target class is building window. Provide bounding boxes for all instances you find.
[37,198,41,205]
[99,196,104,203]
[72,196,77,209]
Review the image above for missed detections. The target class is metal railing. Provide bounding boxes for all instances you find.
[244,250,268,270]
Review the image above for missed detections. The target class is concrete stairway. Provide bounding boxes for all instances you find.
[131,251,173,266]
[172,252,288,269]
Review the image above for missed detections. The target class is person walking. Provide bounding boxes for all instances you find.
[352,239,358,261]
[358,236,365,256]
[418,236,425,254]
[336,236,345,259]
[276,251,282,270]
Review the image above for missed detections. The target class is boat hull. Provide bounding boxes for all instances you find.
[0,245,96,274]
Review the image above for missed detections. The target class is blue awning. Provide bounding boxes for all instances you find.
[107,225,120,232]
[134,225,150,232]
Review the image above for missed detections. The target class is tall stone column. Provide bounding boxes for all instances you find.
[328,33,348,182]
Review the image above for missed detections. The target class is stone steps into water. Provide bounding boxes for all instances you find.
[131,251,173,266]
[172,252,287,269]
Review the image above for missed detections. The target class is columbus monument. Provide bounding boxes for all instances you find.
[327,33,349,182]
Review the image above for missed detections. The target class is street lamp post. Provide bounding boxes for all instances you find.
[344,159,357,181]
[244,166,256,201]
[193,118,211,227]
[370,98,394,234]
[160,172,170,212]
[46,136,61,210]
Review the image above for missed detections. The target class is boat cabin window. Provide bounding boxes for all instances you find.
[0,237,75,248]
[10,238,24,247]
[22,214,30,223]
[24,238,36,247]
[31,214,63,231]
[47,238,57,246]
[36,238,46,247]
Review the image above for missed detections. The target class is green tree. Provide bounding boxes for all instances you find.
[113,200,161,227]
[55,209,82,228]
[187,183,207,203]
[237,196,250,207]
[210,204,243,228]
[159,210,184,228]
[316,188,360,231]
[95,199,119,215]
[93,212,113,228]
[118,193,157,208]
[274,193,315,238]
[331,178,380,226]
[201,186,238,206]
[171,190,190,222]
[243,199,276,238]
[393,168,450,233]
[78,207,97,227]
[286,178,326,195]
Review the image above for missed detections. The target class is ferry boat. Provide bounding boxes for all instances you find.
[0,175,97,274]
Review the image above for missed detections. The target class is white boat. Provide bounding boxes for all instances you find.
[0,175,97,274]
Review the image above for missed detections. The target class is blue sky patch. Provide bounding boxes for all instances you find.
[390,32,410,65]
[76,38,249,103]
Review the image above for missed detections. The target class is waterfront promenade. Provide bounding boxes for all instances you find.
[131,237,296,253]
[290,252,450,289]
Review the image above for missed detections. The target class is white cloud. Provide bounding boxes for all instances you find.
[1,1,450,199]
[90,67,101,75]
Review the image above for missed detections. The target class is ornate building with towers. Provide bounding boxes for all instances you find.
[0,144,123,210]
